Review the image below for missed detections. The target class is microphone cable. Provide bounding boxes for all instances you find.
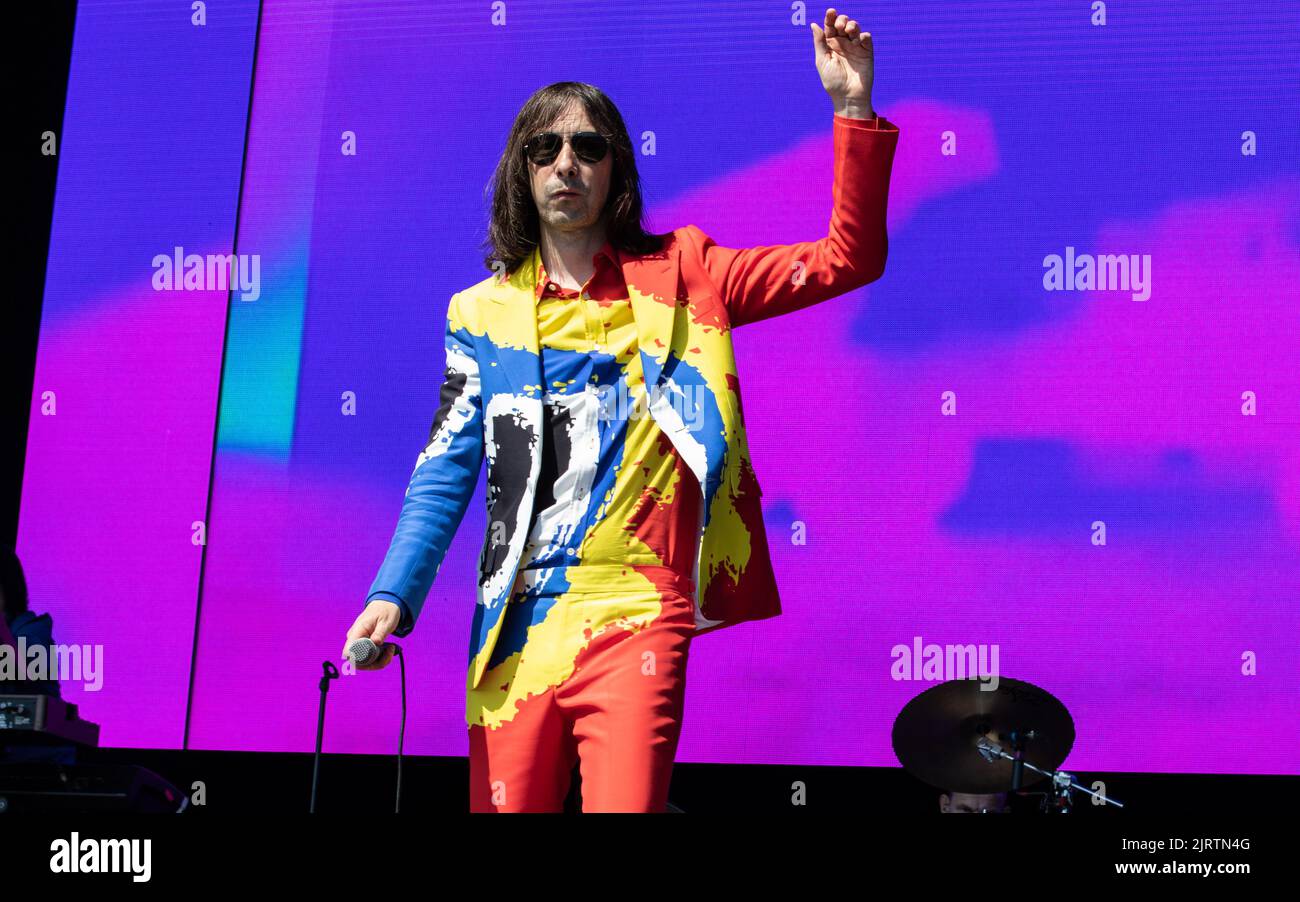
[394,643,406,814]
[337,638,407,814]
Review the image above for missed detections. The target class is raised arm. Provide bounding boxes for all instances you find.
[685,8,898,329]
[363,292,485,637]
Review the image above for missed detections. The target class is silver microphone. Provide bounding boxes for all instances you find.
[346,637,380,665]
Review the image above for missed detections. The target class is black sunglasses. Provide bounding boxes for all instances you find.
[523,131,613,166]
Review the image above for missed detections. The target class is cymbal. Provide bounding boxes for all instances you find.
[891,677,1075,794]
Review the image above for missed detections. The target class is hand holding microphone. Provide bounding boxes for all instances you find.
[342,600,403,669]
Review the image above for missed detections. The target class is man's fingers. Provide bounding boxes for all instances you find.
[811,22,828,64]
[819,9,873,61]
[822,10,859,46]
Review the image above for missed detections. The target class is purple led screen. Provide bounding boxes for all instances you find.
[17,0,260,748]
[20,0,1300,773]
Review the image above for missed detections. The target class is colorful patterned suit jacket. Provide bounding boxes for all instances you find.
[368,113,900,690]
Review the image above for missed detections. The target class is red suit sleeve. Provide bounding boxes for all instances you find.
[686,113,900,328]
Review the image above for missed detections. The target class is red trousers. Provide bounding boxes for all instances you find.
[467,584,695,813]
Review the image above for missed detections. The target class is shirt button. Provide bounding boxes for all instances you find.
[548,282,557,291]
[566,547,577,556]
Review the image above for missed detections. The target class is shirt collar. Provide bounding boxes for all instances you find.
[534,238,620,301]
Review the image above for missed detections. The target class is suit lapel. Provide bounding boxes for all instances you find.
[485,249,543,398]
[623,244,683,390]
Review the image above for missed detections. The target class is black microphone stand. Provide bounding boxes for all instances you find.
[310,660,340,813]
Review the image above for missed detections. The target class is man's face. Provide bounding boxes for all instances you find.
[527,102,612,234]
[939,791,1010,813]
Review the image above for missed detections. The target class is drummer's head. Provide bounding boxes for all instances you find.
[939,791,1009,813]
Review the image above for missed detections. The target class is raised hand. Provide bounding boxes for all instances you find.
[811,8,875,118]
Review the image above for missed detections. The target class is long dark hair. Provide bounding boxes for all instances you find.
[482,82,664,276]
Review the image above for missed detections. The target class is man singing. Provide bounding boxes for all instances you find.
[344,8,899,812]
